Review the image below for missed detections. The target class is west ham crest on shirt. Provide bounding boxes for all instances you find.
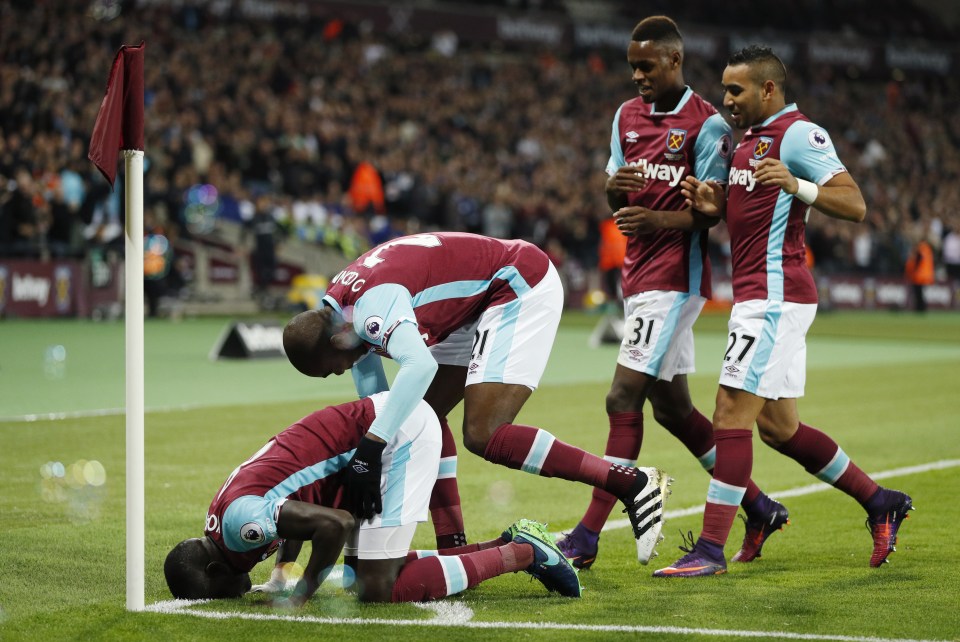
[666,128,687,152]
[664,128,687,161]
[753,136,774,159]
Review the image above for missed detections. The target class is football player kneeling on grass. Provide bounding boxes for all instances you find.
[164,392,581,604]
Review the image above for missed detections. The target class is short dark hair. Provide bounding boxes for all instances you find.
[728,45,787,91]
[283,308,335,376]
[631,16,683,46]
[164,539,214,599]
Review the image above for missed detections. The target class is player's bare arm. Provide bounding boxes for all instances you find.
[276,501,355,606]
[754,158,866,222]
[251,540,305,593]
[614,205,719,236]
[606,166,649,211]
[680,176,726,218]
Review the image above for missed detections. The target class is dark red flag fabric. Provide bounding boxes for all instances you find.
[88,42,145,187]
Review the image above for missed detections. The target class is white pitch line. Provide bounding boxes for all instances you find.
[1,407,126,423]
[0,405,209,423]
[146,599,945,642]
[601,458,960,531]
[0,392,352,423]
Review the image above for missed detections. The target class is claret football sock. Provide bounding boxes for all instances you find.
[484,423,637,491]
[701,429,753,546]
[663,409,766,513]
[660,408,714,463]
[581,412,644,531]
[391,543,533,602]
[431,418,466,549]
[777,422,878,504]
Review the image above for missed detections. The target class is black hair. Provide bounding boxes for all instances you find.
[283,308,336,376]
[631,15,683,46]
[164,539,214,599]
[728,45,787,91]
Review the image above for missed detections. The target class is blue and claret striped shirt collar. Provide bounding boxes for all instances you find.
[758,103,799,128]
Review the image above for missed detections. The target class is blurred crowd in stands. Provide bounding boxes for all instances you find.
[2,0,960,299]
[441,0,956,41]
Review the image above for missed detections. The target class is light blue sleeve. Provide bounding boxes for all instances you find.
[365,322,437,443]
[352,283,419,349]
[605,104,626,176]
[351,351,388,398]
[781,121,848,185]
[221,495,283,552]
[693,113,733,182]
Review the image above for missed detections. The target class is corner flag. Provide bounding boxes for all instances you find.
[89,40,147,612]
[88,42,145,187]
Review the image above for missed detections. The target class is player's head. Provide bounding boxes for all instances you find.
[722,45,788,128]
[283,308,367,378]
[164,537,251,599]
[627,16,685,104]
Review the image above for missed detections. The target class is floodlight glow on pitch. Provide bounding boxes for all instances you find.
[487,480,514,507]
[37,459,107,521]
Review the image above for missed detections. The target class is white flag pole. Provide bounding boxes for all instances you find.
[124,149,145,611]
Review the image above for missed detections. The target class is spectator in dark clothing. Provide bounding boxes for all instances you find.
[1,167,43,257]
[244,194,282,302]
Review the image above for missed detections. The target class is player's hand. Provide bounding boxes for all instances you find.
[680,176,724,217]
[606,166,648,194]
[753,158,799,193]
[250,566,288,594]
[345,436,386,520]
[613,207,661,236]
[250,577,287,594]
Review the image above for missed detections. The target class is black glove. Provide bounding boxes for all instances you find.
[345,436,387,520]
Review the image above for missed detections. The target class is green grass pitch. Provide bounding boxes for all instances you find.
[1,310,958,640]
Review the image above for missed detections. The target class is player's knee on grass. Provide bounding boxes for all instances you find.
[348,525,414,602]
[355,558,404,603]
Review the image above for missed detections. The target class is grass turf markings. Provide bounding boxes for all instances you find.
[143,459,957,642]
